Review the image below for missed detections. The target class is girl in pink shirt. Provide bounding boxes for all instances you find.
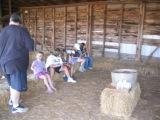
[31,52,56,93]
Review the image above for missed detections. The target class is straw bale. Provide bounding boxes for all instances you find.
[21,79,45,100]
[0,81,9,110]
[100,82,141,117]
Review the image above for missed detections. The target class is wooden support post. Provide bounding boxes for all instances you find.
[34,9,37,51]
[88,4,92,55]
[52,8,55,50]
[118,4,124,59]
[8,0,12,15]
[75,6,77,43]
[0,0,2,30]
[102,4,107,57]
[42,8,45,50]
[64,7,67,49]
[136,1,145,62]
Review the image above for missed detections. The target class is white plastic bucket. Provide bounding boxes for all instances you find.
[111,69,137,87]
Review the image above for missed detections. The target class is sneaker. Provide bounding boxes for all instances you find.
[79,66,86,72]
[88,67,93,70]
[63,75,68,81]
[12,105,28,114]
[8,99,23,106]
[72,75,76,80]
[1,76,5,79]
[67,77,76,83]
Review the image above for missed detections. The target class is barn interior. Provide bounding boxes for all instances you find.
[0,0,160,120]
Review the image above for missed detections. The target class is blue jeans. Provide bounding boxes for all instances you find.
[84,56,93,70]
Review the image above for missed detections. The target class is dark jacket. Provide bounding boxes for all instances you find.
[0,25,34,74]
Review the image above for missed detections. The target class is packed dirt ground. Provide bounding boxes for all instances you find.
[0,57,160,120]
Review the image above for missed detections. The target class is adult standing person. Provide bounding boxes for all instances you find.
[0,13,34,113]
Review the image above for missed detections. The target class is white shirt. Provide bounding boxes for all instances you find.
[45,55,63,69]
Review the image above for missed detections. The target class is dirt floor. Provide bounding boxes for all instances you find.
[0,57,160,120]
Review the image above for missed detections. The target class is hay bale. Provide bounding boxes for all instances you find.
[53,73,63,81]
[0,81,9,110]
[0,90,9,110]
[21,79,45,99]
[100,82,141,117]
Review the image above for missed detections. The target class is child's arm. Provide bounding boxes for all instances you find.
[31,61,35,71]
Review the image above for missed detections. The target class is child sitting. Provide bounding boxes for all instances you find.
[80,43,93,70]
[45,50,76,83]
[31,51,56,93]
[71,43,86,72]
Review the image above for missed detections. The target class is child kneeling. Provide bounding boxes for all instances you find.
[31,51,56,93]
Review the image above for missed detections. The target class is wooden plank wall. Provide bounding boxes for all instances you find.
[21,0,160,60]
[0,0,3,31]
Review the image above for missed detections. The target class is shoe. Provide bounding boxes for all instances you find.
[88,67,93,70]
[12,105,28,114]
[79,66,86,72]
[63,75,68,81]
[1,76,5,79]
[72,75,76,80]
[67,77,76,83]
[8,99,23,106]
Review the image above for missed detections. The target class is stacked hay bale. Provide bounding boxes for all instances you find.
[0,81,9,110]
[100,83,141,117]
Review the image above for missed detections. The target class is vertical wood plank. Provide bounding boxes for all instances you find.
[8,0,12,15]
[64,7,67,49]
[86,5,89,48]
[102,4,107,57]
[0,0,2,18]
[28,9,31,34]
[52,8,55,50]
[42,7,45,50]
[136,1,145,62]
[34,9,37,51]
[0,0,2,30]
[118,4,124,59]
[75,6,77,43]
[88,4,92,55]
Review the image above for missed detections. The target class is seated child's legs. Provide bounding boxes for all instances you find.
[70,64,75,77]
[77,58,86,72]
[37,72,53,93]
[88,56,93,68]
[46,74,56,91]
[61,65,71,78]
[77,58,85,65]
[84,57,89,70]
[47,67,55,79]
